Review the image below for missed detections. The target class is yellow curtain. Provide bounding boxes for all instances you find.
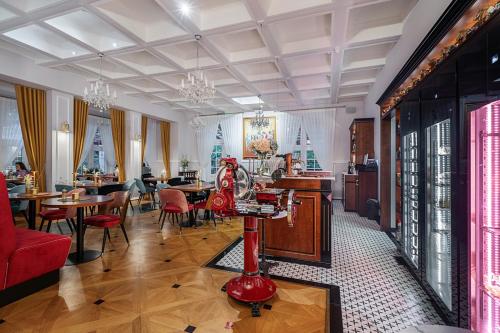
[15,85,47,191]
[110,108,126,182]
[160,121,171,178]
[73,99,88,173]
[141,115,148,163]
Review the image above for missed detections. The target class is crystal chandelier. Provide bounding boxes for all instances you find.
[178,35,216,104]
[251,96,270,130]
[83,53,117,112]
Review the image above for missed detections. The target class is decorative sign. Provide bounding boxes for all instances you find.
[242,117,276,159]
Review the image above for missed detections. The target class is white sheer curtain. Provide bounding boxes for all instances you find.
[144,118,159,162]
[99,120,115,173]
[276,112,301,155]
[219,114,243,161]
[79,115,99,169]
[300,109,336,172]
[195,117,220,181]
[0,97,24,170]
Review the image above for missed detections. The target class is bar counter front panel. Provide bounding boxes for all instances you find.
[260,177,333,267]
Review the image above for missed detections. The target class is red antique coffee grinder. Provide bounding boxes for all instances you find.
[212,157,299,316]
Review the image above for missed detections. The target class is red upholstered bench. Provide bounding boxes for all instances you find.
[0,175,71,307]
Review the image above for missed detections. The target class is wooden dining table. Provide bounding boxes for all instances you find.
[8,192,62,230]
[170,183,215,227]
[41,195,113,265]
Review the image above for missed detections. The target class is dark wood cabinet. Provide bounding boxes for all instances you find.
[357,169,378,217]
[350,118,375,165]
[343,173,358,212]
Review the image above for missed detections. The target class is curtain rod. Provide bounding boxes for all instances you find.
[196,104,345,118]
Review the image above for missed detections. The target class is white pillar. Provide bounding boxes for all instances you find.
[125,110,141,185]
[46,90,74,191]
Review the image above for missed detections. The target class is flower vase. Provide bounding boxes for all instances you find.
[256,153,268,176]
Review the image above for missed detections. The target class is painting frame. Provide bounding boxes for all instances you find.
[242,116,277,159]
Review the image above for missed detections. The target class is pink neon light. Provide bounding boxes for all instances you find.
[470,100,500,333]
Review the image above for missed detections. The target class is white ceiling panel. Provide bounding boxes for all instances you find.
[270,13,332,54]
[188,0,253,31]
[122,78,167,93]
[343,42,396,71]
[111,50,174,75]
[234,61,282,82]
[44,10,136,52]
[0,0,419,112]
[76,57,137,79]
[293,74,330,91]
[203,68,239,85]
[0,6,16,22]
[218,84,254,97]
[257,0,332,17]
[94,0,187,42]
[155,40,218,69]
[208,28,271,62]
[284,53,331,77]
[3,24,91,59]
[2,0,65,13]
[347,0,417,45]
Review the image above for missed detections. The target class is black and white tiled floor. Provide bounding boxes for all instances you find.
[215,201,444,332]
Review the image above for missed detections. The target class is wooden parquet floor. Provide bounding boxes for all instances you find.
[1,206,328,333]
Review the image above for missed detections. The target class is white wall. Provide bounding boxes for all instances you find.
[46,90,73,190]
[363,0,453,199]
[125,110,142,183]
[363,0,454,159]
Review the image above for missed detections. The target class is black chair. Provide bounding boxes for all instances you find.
[98,184,124,195]
[167,177,190,186]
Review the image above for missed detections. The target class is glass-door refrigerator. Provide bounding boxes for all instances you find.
[426,119,452,309]
[400,100,422,270]
[470,100,500,333]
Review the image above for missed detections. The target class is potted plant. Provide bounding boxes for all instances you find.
[180,155,190,172]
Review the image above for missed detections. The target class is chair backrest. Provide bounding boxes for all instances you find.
[156,183,170,208]
[0,175,16,269]
[98,183,123,195]
[122,179,135,191]
[55,184,74,192]
[134,178,147,193]
[159,189,190,213]
[9,185,28,211]
[64,188,86,218]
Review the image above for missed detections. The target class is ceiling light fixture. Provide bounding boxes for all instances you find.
[250,95,270,130]
[180,2,191,16]
[178,35,216,104]
[83,53,117,112]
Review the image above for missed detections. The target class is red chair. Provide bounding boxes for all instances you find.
[158,189,194,234]
[0,174,71,307]
[39,188,86,233]
[83,191,130,254]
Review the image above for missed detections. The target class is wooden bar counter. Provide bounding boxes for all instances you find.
[260,176,333,267]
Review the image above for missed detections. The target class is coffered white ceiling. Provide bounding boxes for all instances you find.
[0,0,418,115]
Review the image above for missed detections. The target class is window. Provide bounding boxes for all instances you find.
[210,124,224,175]
[0,96,28,172]
[294,127,322,171]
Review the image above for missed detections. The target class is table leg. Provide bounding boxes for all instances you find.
[66,207,102,266]
[28,200,36,230]
[180,193,201,227]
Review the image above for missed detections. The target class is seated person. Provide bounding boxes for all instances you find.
[14,162,29,177]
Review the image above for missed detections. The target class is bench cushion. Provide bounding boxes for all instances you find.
[5,229,71,288]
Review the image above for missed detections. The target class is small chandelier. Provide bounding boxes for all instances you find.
[251,96,269,130]
[178,35,216,104]
[189,115,206,131]
[83,53,117,112]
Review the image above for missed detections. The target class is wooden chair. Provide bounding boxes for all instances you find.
[39,188,86,234]
[83,191,130,253]
[158,189,194,234]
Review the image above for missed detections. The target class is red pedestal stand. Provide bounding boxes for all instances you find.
[226,216,276,316]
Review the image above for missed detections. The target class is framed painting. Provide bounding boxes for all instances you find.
[242,116,277,159]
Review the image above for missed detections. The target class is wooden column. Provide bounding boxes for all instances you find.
[380,111,392,231]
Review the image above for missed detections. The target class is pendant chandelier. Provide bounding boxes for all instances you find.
[250,95,270,130]
[83,53,117,112]
[179,35,216,104]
